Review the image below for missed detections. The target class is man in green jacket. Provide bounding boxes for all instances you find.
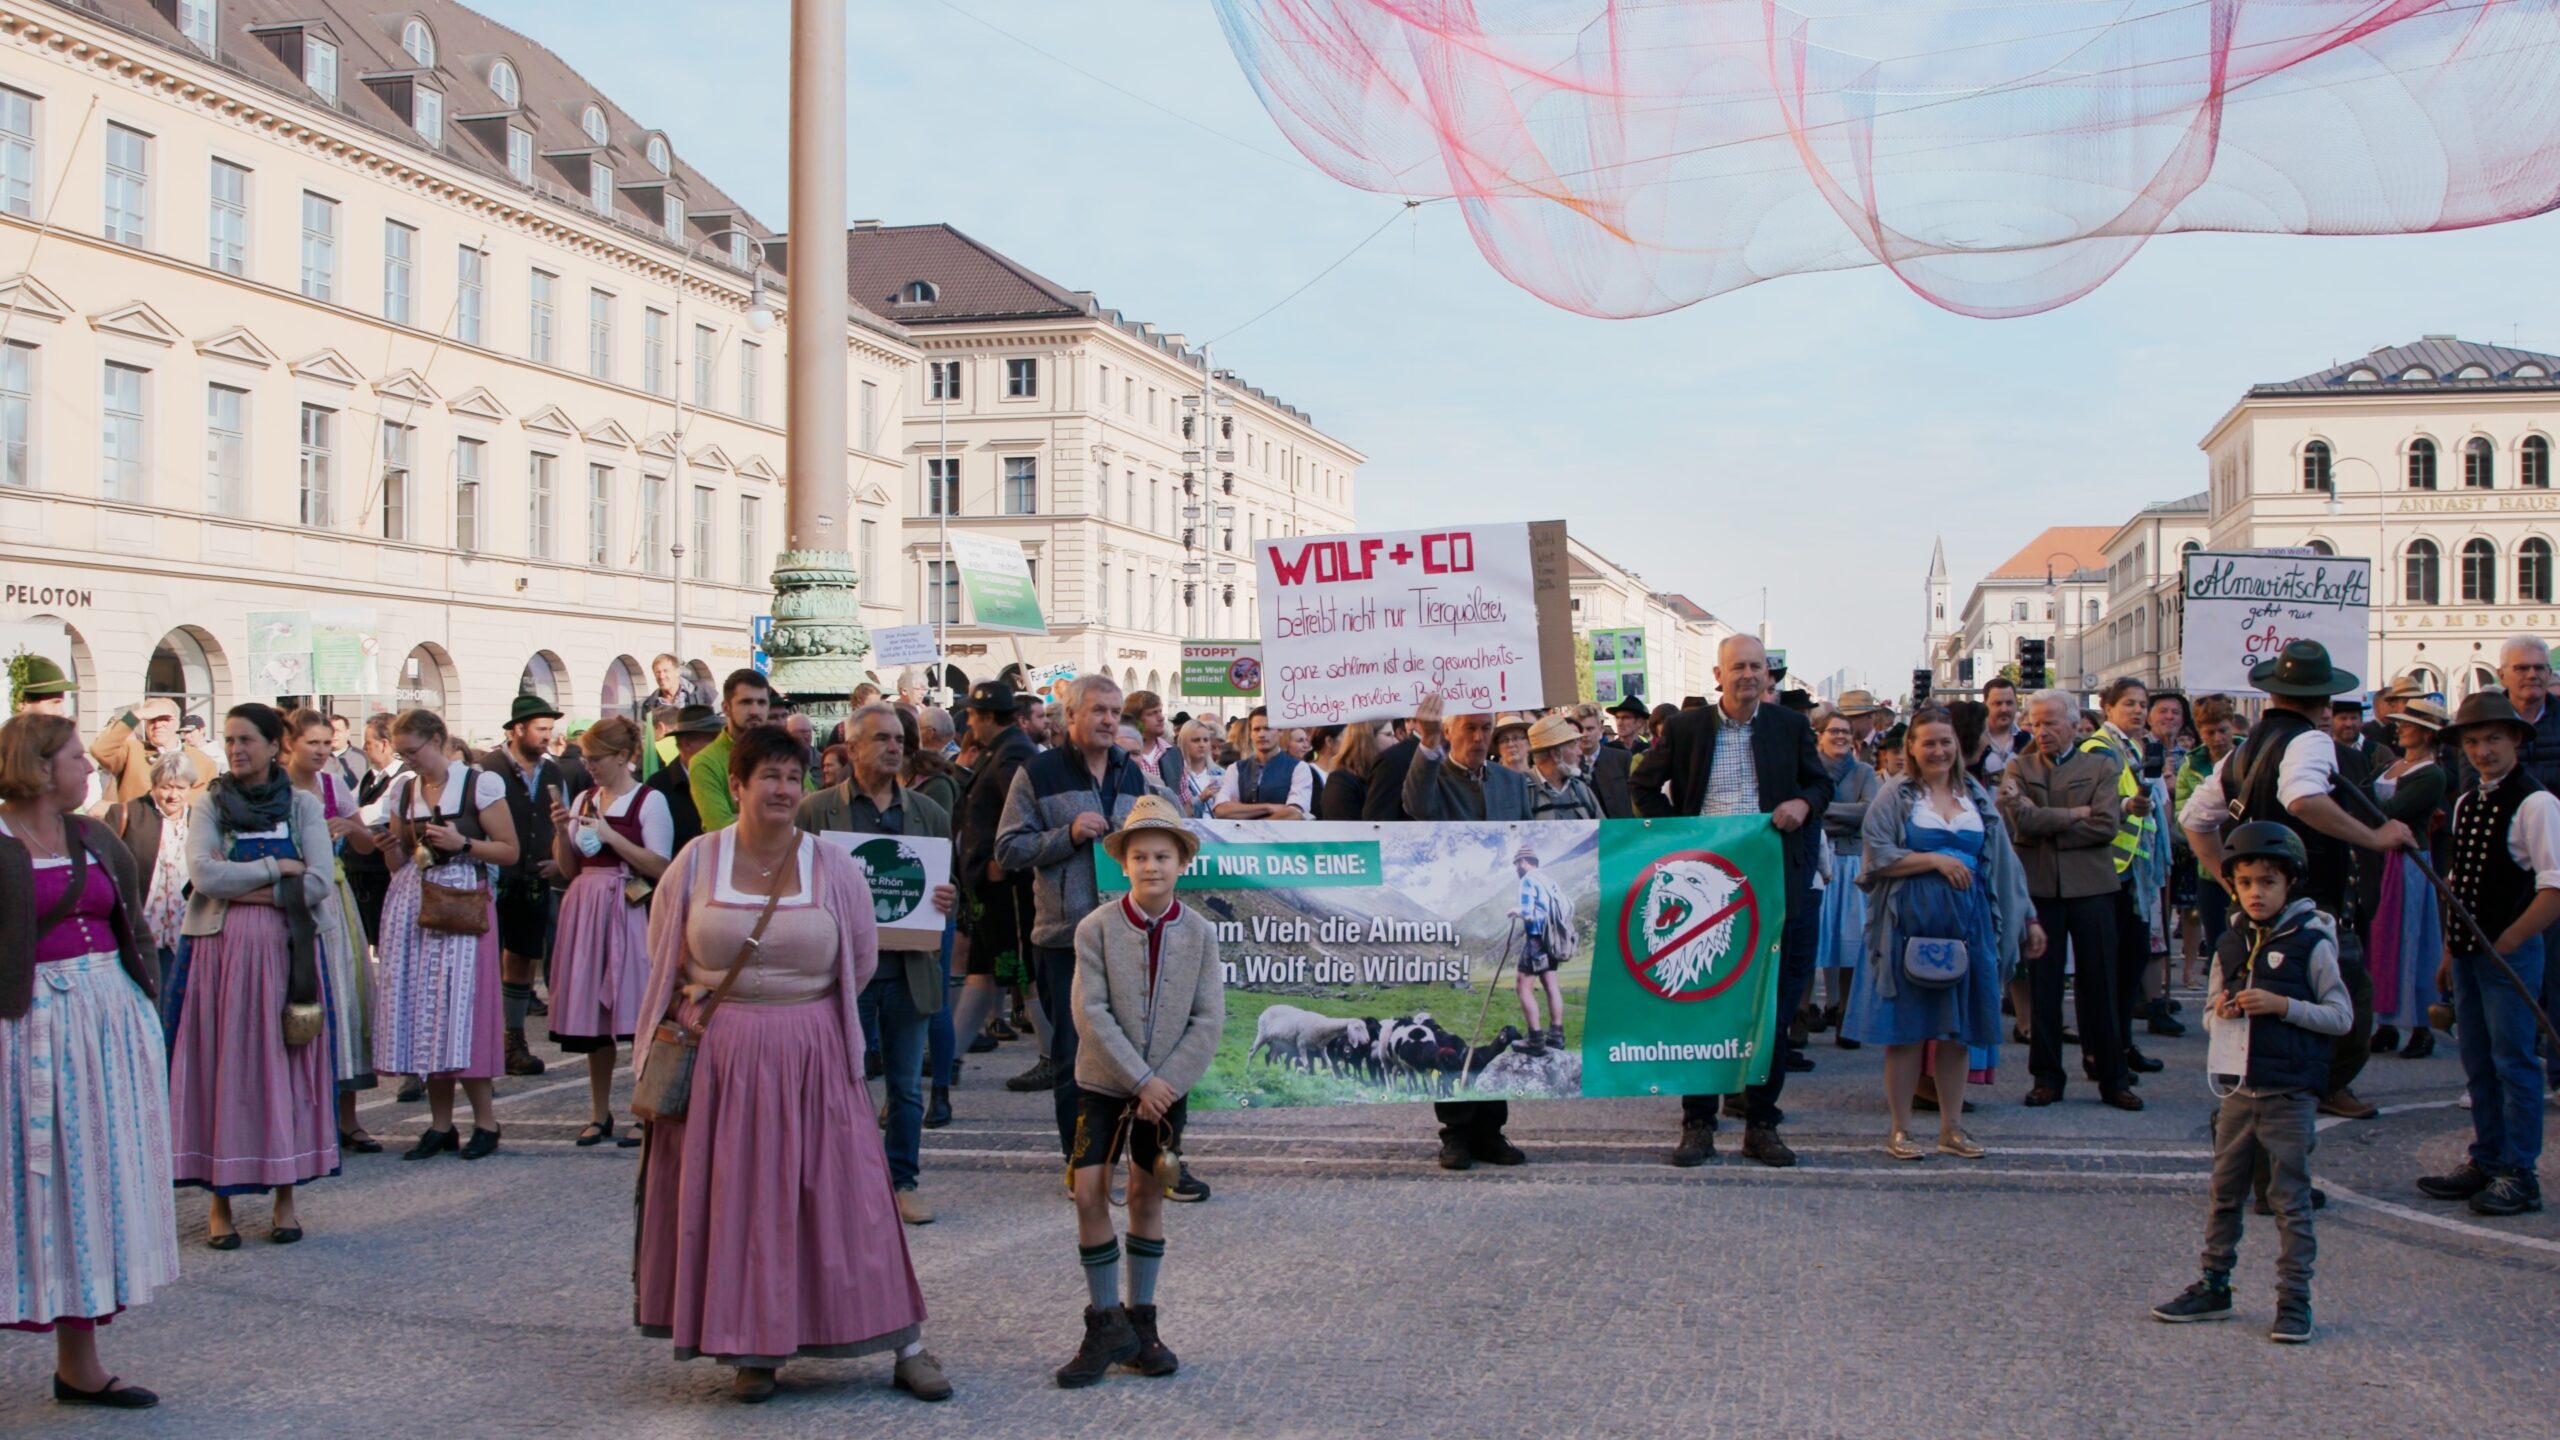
[690,668,774,832]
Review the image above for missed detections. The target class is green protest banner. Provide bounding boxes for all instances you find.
[1180,642,1262,699]
[1087,816,1780,1109]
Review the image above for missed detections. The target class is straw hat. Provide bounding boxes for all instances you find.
[1837,689,1888,716]
[1102,793,1200,866]
[1526,713,1580,754]
[2392,697,2452,734]
[1490,712,1531,740]
[2376,675,2429,704]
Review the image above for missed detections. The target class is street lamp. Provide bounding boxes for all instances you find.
[2043,550,2091,693]
[668,227,773,666]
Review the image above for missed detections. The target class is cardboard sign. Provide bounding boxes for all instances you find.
[2182,550,2372,695]
[948,532,1046,634]
[814,831,953,951]
[1255,520,1576,727]
[870,624,941,669]
[1181,642,1263,698]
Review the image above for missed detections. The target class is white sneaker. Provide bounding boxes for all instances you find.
[2458,1089,2474,1110]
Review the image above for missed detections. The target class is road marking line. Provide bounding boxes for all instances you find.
[910,1146,2205,1182]
[2314,1096,2463,1132]
[925,1126,2211,1160]
[2321,1181,2560,1257]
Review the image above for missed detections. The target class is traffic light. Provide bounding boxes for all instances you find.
[1911,669,1932,705]
[2019,638,2048,691]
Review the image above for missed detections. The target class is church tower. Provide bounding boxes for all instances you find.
[1924,536,1953,682]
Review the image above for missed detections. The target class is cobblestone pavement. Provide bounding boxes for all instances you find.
[5,989,2553,1439]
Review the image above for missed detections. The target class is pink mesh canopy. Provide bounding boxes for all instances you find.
[1212,1,2560,317]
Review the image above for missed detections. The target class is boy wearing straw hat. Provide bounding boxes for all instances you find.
[1058,795,1225,1389]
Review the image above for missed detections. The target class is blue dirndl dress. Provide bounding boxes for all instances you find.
[1844,805,2003,1052]
[1816,842,1865,972]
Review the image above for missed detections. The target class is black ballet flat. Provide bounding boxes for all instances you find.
[576,1118,615,1148]
[460,1127,502,1160]
[205,1232,241,1251]
[270,1226,303,1245]
[53,1375,158,1409]
[339,1129,384,1155]
[402,1127,459,1161]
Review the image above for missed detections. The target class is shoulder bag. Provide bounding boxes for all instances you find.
[413,770,491,936]
[629,849,788,1124]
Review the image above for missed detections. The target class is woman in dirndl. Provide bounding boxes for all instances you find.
[171,704,339,1247]
[1812,708,1878,1046]
[1849,708,2035,1161]
[632,725,947,1405]
[282,708,380,1153]
[544,716,670,1147]
[2368,698,2450,1060]
[1,714,178,1409]
[375,708,519,1161]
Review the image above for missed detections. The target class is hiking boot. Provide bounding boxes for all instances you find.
[1167,1163,1210,1202]
[1545,1025,1566,1052]
[1470,1134,1527,1167]
[503,1028,546,1077]
[1670,1123,1716,1168]
[1124,1305,1179,1377]
[2416,1161,2494,1201]
[1056,1306,1139,1389]
[1740,1125,1796,1168]
[1437,1136,1475,1171]
[1517,1034,1547,1058]
[2269,1297,2314,1344]
[2144,1000,2186,1037]
[1004,1058,1059,1093]
[2399,1028,2435,1059]
[2150,1274,2234,1324]
[923,1085,952,1130]
[2317,1089,2377,1121]
[2467,1172,2543,1217]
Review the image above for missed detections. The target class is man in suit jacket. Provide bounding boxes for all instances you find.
[644,705,718,854]
[1361,722,1420,822]
[1631,636,1833,1169]
[960,682,1044,1091]
[1395,692,1535,1171]
[1575,702,1636,819]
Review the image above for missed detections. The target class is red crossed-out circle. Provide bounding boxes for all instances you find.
[1615,850,1761,1003]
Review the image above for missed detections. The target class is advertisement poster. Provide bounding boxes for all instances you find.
[1254,521,1574,727]
[948,532,1047,634]
[1091,817,1783,1109]
[2182,550,2372,694]
[1180,642,1263,699]
[815,831,953,951]
[246,610,313,696]
[1589,626,1647,705]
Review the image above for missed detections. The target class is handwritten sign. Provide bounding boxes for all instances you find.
[1256,521,1571,727]
[2182,550,2372,695]
[870,624,941,669]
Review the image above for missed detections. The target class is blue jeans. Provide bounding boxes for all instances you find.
[858,969,930,1191]
[2452,934,2545,1176]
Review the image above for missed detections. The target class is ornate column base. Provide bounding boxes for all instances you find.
[765,548,870,735]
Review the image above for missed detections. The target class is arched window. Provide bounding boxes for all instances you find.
[2406,438,2438,490]
[2084,598,2099,625]
[599,654,644,721]
[2521,538,2554,604]
[2305,539,2336,556]
[580,103,609,145]
[401,18,434,67]
[2345,367,2380,383]
[396,643,451,713]
[2464,436,2494,489]
[899,280,938,305]
[2402,666,2442,700]
[2460,538,2497,603]
[2301,440,2332,491]
[2472,667,2501,698]
[488,59,519,108]
[520,650,566,708]
[645,136,670,174]
[2404,539,2441,605]
[2399,366,2434,381]
[2517,363,2550,379]
[2524,435,2551,489]
[147,626,219,720]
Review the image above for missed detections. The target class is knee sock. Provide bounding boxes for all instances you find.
[1125,1233,1165,1308]
[1080,1239,1121,1310]
[503,981,531,1029]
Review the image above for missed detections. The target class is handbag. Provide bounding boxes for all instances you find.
[630,866,787,1125]
[622,875,656,907]
[282,999,327,1047]
[1901,936,1969,989]
[408,769,491,936]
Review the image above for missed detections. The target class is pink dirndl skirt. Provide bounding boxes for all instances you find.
[168,905,341,1194]
[374,865,504,1080]
[548,868,649,1047]
[632,997,925,1366]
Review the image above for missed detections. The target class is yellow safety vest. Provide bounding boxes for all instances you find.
[2079,732,2145,875]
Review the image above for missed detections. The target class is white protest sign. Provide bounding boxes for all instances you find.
[946,532,1046,634]
[2181,550,2372,695]
[814,831,953,951]
[870,624,940,669]
[1256,522,1565,727]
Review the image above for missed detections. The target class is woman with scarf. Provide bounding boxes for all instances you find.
[376,708,520,1161]
[2366,697,2449,1060]
[1170,719,1226,820]
[1848,708,2035,1160]
[282,708,380,1153]
[171,703,338,1245]
[1,714,178,1408]
[110,750,195,993]
[544,717,671,1146]
[1812,708,1880,1045]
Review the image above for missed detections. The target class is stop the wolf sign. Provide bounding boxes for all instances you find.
[1617,851,1760,1003]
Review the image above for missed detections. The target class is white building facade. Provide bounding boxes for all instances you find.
[1563,534,1729,706]
[2197,337,2560,699]
[0,0,916,741]
[2087,493,2210,689]
[1937,526,2112,695]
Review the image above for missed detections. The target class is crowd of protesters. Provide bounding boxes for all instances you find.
[5,622,2557,1407]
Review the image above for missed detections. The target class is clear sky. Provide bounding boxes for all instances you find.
[480,0,2560,689]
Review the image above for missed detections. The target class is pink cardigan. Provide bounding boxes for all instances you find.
[633,830,880,1080]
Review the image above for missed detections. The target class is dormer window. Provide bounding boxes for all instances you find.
[646,136,670,174]
[2455,364,2492,379]
[900,280,938,305]
[306,36,338,100]
[729,231,750,268]
[400,18,434,67]
[589,162,614,215]
[662,193,683,243]
[2517,363,2550,379]
[580,104,608,145]
[489,59,519,108]
[177,0,217,54]
[2398,366,2433,381]
[415,86,443,146]
[2344,367,2379,383]
[507,128,532,183]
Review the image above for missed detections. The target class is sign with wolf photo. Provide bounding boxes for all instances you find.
[1589,626,1647,708]
[1181,642,1262,699]
[947,531,1046,634]
[2181,549,2371,695]
[246,610,313,697]
[814,831,951,950]
[1088,816,1782,1111]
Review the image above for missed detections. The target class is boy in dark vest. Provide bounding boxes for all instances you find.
[2416,693,2560,1218]
[2152,822,2352,1344]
